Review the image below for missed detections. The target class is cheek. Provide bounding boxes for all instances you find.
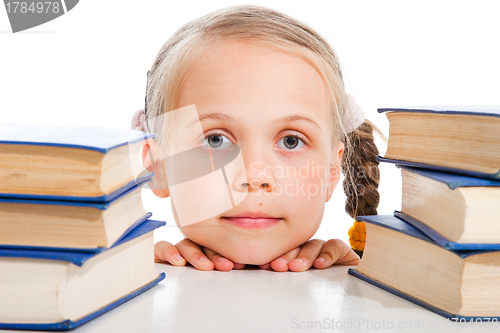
[276,157,330,204]
[171,199,220,243]
[274,158,329,235]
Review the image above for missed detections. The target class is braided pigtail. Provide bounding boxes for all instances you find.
[341,119,382,258]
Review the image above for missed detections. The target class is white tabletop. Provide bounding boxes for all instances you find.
[4,263,499,333]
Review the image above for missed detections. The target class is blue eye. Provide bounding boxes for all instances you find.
[277,135,305,150]
[204,134,233,149]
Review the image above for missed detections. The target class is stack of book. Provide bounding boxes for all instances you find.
[0,124,165,330]
[348,106,500,320]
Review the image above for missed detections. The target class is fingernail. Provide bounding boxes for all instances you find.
[218,257,227,262]
[293,258,303,263]
[317,257,326,263]
[277,257,287,264]
[174,253,183,260]
[199,256,209,262]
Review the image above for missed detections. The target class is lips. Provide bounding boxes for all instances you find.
[222,211,282,229]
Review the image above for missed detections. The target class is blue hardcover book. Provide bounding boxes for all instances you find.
[397,165,500,246]
[0,123,156,200]
[378,106,500,180]
[397,165,500,189]
[0,219,166,330]
[0,172,154,203]
[394,211,500,251]
[0,123,156,153]
[0,179,153,251]
[349,213,500,320]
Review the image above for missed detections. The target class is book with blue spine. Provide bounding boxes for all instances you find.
[0,219,166,330]
[378,105,500,180]
[349,213,500,320]
[397,165,500,245]
[0,178,154,251]
[0,123,155,201]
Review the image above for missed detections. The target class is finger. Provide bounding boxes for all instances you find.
[202,247,234,272]
[270,246,301,272]
[288,239,326,272]
[335,247,361,266]
[175,238,215,271]
[154,241,187,266]
[313,239,360,269]
[233,263,246,270]
[259,263,271,270]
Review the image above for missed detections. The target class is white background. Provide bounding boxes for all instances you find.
[1,0,499,247]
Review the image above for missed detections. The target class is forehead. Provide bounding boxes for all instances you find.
[176,39,331,125]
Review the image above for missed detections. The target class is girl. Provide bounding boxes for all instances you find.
[131,5,383,272]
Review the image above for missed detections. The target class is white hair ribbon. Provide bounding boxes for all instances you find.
[344,94,366,133]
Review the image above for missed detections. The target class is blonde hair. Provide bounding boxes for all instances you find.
[144,4,383,221]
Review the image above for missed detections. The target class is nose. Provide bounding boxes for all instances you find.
[241,157,276,192]
[241,180,272,190]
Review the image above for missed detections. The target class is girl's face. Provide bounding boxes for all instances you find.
[164,39,343,265]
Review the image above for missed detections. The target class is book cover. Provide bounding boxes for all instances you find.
[397,165,500,189]
[393,210,500,251]
[349,213,500,320]
[355,213,499,257]
[378,105,500,118]
[348,269,499,321]
[378,157,500,180]
[0,272,165,331]
[0,212,153,254]
[0,123,156,153]
[0,218,166,330]
[0,172,154,202]
[377,106,500,180]
[0,219,166,266]
[0,176,152,209]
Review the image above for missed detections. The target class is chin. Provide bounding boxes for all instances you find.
[219,246,285,266]
[232,257,273,266]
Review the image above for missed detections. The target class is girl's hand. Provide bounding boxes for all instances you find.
[154,239,246,271]
[258,239,360,272]
[154,238,359,272]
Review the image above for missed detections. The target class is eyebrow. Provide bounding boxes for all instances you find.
[273,115,322,131]
[187,112,322,131]
[187,113,234,128]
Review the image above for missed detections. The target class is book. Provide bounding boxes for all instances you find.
[394,210,500,251]
[349,213,500,319]
[0,219,166,330]
[0,123,155,199]
[0,180,152,250]
[378,106,500,179]
[399,165,500,245]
